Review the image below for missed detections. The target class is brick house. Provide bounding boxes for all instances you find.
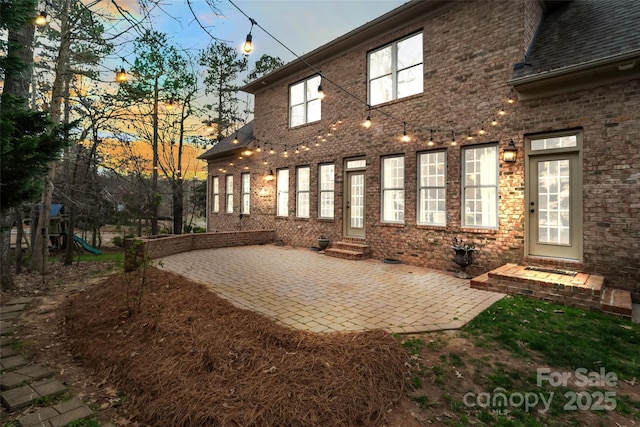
[200,0,640,304]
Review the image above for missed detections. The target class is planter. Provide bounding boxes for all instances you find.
[452,239,475,279]
[317,238,330,251]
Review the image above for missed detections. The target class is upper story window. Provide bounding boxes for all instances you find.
[368,32,423,106]
[462,144,498,228]
[296,166,310,218]
[381,155,405,223]
[318,163,335,219]
[225,175,233,213]
[241,172,250,214]
[276,168,289,216]
[211,176,219,213]
[418,151,446,226]
[289,75,322,127]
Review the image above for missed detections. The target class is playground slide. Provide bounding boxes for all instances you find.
[73,234,102,255]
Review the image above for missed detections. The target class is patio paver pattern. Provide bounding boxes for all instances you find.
[158,245,505,334]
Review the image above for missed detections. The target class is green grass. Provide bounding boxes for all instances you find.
[464,296,640,380]
[50,251,124,269]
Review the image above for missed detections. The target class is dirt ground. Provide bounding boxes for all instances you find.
[2,258,639,426]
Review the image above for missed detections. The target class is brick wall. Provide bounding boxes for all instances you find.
[205,0,640,300]
[124,231,275,265]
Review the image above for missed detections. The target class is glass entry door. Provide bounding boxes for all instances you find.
[345,171,365,238]
[527,152,581,260]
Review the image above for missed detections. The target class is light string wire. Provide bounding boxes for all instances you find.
[215,0,514,168]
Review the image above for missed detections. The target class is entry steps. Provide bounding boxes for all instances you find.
[324,238,370,261]
[470,264,632,320]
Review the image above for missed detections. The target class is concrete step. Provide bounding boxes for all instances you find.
[0,378,66,411]
[601,288,633,319]
[17,397,93,427]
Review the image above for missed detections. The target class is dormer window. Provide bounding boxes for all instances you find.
[368,32,423,106]
[289,75,322,127]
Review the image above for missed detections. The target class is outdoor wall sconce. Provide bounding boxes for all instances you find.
[503,140,518,163]
[264,169,275,181]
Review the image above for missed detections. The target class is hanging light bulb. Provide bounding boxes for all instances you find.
[401,122,410,142]
[256,144,262,153]
[498,107,506,116]
[165,99,174,110]
[35,11,47,27]
[115,68,127,83]
[294,146,300,154]
[242,18,256,54]
[363,106,372,128]
[478,122,486,135]
[317,75,325,100]
[269,145,275,154]
[233,133,239,144]
[451,130,457,146]
[491,116,498,126]
[466,127,473,141]
[283,146,288,157]
[428,129,434,146]
[507,89,515,104]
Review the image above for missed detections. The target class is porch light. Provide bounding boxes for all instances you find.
[265,169,275,181]
[503,140,518,163]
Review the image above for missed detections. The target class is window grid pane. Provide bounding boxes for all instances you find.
[212,177,219,213]
[418,152,446,225]
[225,175,233,214]
[289,76,322,127]
[463,146,497,228]
[296,167,310,218]
[368,32,423,106]
[538,159,570,244]
[382,156,404,222]
[319,164,334,219]
[277,169,289,216]
[241,173,250,214]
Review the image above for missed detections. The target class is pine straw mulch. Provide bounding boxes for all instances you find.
[65,268,409,427]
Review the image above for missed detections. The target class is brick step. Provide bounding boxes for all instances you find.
[601,288,633,318]
[330,240,370,254]
[324,248,369,261]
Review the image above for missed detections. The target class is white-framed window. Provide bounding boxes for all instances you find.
[289,75,322,127]
[225,174,233,214]
[211,176,219,213]
[462,144,498,228]
[318,163,335,219]
[381,155,404,223]
[418,151,446,226]
[296,166,310,218]
[276,168,289,216]
[241,172,250,214]
[368,32,423,106]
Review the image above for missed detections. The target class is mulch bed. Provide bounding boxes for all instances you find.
[65,268,409,426]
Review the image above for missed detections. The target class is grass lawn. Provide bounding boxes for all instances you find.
[403,296,640,426]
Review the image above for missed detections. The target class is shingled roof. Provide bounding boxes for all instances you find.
[511,0,640,98]
[198,121,255,160]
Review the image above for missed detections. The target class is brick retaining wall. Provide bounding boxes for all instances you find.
[124,231,275,267]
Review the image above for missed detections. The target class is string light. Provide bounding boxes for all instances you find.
[242,18,256,54]
[115,68,127,83]
[35,11,47,27]
[478,122,486,135]
[233,133,239,144]
[363,106,372,128]
[317,74,325,100]
[428,129,434,146]
[491,116,498,126]
[401,122,410,142]
[498,107,506,116]
[450,130,457,146]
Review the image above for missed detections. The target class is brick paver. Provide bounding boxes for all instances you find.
[158,245,505,333]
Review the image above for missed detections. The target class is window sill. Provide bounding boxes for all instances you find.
[380,222,405,228]
[317,218,335,222]
[416,224,447,230]
[370,92,423,109]
[288,120,321,131]
[459,227,498,235]
[294,217,310,221]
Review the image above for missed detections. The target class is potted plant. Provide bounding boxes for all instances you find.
[317,235,330,251]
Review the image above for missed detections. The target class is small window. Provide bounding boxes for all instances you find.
[276,168,289,216]
[531,135,577,151]
[241,173,250,214]
[368,32,423,106]
[318,163,335,219]
[225,174,233,214]
[418,151,446,226]
[296,166,310,218]
[462,145,498,228]
[381,156,404,223]
[211,176,219,213]
[289,75,322,127]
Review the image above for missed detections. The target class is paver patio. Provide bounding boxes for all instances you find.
[157,245,505,334]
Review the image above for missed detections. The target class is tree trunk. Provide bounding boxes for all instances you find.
[0,213,14,290]
[172,182,183,234]
[15,206,24,274]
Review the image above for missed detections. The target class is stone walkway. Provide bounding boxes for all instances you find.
[158,245,506,334]
[0,297,93,427]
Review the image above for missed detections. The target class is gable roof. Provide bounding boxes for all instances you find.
[511,0,640,99]
[198,121,255,160]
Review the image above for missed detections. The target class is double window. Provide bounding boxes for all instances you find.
[241,173,250,214]
[225,175,233,213]
[211,176,219,213]
[318,163,335,219]
[381,156,405,223]
[368,32,423,106]
[418,151,446,226]
[296,166,310,218]
[462,145,498,228]
[276,168,289,216]
[289,75,322,127]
